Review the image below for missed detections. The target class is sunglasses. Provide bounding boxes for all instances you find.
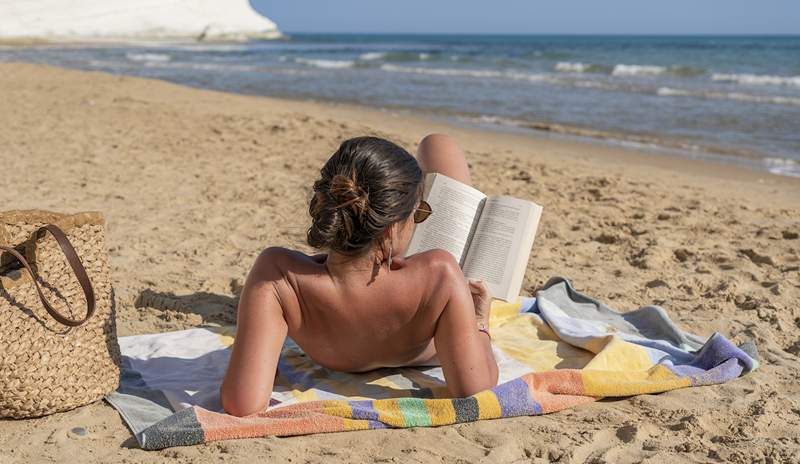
[413,200,433,224]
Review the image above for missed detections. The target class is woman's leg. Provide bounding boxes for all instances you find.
[416,133,472,186]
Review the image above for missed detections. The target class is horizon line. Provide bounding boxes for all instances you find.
[280,31,800,37]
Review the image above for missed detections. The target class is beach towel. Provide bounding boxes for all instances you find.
[106,277,758,450]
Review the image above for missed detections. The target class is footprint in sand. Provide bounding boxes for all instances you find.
[739,248,776,267]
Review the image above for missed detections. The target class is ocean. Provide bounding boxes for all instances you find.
[2,34,799,176]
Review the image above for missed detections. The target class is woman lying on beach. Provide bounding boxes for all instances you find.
[221,134,498,417]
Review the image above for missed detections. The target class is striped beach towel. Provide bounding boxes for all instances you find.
[106,277,758,450]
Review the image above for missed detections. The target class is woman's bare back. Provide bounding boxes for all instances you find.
[271,248,454,372]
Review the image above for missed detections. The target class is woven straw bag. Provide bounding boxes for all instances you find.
[0,210,120,418]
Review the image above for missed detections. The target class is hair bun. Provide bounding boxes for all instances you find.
[329,174,368,219]
[307,136,422,256]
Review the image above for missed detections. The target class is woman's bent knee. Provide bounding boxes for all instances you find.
[416,133,471,184]
[419,133,456,153]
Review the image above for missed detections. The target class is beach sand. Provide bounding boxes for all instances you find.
[1,62,799,463]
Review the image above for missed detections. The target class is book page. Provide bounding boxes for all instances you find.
[461,196,543,301]
[405,173,486,265]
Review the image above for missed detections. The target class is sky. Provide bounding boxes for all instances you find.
[252,0,799,35]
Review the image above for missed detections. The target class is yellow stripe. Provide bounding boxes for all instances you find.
[582,364,691,397]
[582,336,654,372]
[424,399,457,426]
[492,313,593,371]
[489,299,522,328]
[375,399,405,427]
[322,399,352,418]
[290,389,319,402]
[342,418,371,431]
[368,374,407,392]
[473,390,502,420]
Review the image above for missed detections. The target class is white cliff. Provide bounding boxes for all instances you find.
[0,0,281,42]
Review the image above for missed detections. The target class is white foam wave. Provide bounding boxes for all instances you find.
[573,80,616,90]
[170,44,251,52]
[358,52,385,61]
[656,87,692,97]
[89,59,133,68]
[657,87,800,106]
[555,62,591,73]
[126,52,171,63]
[763,158,800,177]
[379,64,549,82]
[711,73,800,87]
[612,64,667,76]
[295,57,355,69]
[419,53,431,60]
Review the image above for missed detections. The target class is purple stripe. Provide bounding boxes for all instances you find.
[688,333,755,372]
[367,419,388,429]
[492,378,541,416]
[349,400,379,421]
[686,358,743,386]
[660,362,705,382]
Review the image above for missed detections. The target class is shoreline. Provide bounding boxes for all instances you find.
[2,60,798,195]
[249,89,800,195]
[248,89,798,179]
[442,112,798,178]
[2,38,799,178]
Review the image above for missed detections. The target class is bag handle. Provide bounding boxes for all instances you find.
[0,224,96,327]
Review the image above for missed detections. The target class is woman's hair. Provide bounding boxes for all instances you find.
[307,136,422,256]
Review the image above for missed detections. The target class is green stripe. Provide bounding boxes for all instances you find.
[396,398,432,427]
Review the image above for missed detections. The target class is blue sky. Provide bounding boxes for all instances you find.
[252,0,799,35]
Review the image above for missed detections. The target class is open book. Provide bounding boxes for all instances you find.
[405,173,543,302]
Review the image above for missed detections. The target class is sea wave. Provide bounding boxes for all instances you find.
[380,64,550,82]
[295,57,355,69]
[359,51,435,62]
[358,52,385,61]
[554,61,609,74]
[126,52,171,63]
[711,72,800,87]
[612,64,667,76]
[763,158,800,177]
[657,87,800,106]
[557,62,703,77]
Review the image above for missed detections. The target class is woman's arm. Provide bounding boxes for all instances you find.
[220,248,289,417]
[429,251,499,397]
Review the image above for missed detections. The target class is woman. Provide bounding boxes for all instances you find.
[221,134,498,417]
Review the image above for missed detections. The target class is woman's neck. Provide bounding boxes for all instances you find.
[325,251,385,284]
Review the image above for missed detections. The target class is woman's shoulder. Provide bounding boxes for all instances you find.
[403,249,463,278]
[250,247,322,279]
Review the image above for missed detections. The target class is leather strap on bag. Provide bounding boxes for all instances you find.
[0,224,96,327]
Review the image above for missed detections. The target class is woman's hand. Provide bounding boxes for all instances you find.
[468,279,491,326]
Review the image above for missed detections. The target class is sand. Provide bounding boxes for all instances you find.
[0,62,799,463]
